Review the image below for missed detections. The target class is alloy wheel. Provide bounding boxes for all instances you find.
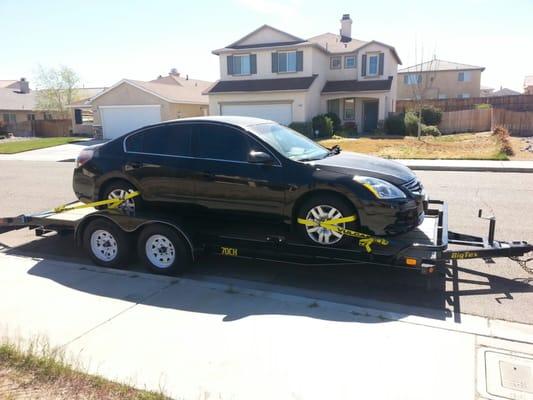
[305,205,345,245]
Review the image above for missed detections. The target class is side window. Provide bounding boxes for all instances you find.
[125,124,191,156]
[193,124,249,162]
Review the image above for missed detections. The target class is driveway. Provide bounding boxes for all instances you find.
[0,139,106,162]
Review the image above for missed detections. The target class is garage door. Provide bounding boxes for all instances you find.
[220,103,292,125]
[100,105,161,139]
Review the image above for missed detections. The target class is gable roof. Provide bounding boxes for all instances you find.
[491,87,521,97]
[308,33,367,54]
[0,88,37,111]
[0,80,20,89]
[227,24,305,48]
[524,75,533,88]
[90,76,211,105]
[206,75,318,94]
[399,59,485,73]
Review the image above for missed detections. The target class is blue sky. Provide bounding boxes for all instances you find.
[1,0,532,91]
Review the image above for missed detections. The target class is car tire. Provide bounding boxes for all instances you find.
[100,180,142,213]
[137,224,191,275]
[83,218,131,268]
[296,194,359,248]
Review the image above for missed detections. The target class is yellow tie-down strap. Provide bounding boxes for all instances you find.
[53,191,141,213]
[297,215,389,253]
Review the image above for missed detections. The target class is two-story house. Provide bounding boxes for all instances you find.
[206,14,401,132]
[397,59,485,100]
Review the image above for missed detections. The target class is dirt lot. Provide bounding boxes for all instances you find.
[320,132,533,160]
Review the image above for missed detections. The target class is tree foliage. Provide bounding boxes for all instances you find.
[35,65,81,117]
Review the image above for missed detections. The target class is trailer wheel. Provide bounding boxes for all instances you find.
[83,219,130,268]
[138,224,191,275]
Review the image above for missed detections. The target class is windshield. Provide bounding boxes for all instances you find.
[250,123,330,161]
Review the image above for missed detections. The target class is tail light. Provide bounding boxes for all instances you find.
[76,148,94,168]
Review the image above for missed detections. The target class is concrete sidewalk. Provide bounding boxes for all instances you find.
[1,253,533,399]
[398,159,533,172]
[0,139,104,162]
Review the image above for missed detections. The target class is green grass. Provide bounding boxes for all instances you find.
[0,137,82,154]
[0,340,170,399]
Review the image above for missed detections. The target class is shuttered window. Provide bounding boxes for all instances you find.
[274,51,303,73]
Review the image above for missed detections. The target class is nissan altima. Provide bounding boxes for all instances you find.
[73,116,425,247]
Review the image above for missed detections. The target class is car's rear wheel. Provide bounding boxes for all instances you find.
[101,181,141,213]
[296,194,358,248]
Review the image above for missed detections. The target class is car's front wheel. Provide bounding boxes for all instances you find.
[296,194,358,248]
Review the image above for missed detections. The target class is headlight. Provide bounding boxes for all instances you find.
[353,176,406,199]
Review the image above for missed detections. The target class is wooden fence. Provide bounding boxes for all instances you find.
[397,94,533,112]
[439,109,491,134]
[5,119,72,137]
[492,109,533,137]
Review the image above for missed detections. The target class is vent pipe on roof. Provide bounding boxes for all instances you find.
[169,68,180,77]
[340,13,352,42]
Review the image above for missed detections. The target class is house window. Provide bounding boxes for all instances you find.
[458,71,470,82]
[330,56,342,70]
[278,51,297,73]
[44,113,53,120]
[404,74,421,85]
[438,94,447,99]
[2,113,16,124]
[232,54,251,75]
[343,98,355,120]
[27,113,35,121]
[458,93,470,99]
[344,55,356,69]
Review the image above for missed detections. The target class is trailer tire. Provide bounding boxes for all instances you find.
[296,194,358,248]
[83,219,131,268]
[138,224,191,275]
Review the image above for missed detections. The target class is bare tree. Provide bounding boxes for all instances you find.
[35,65,81,118]
[406,45,438,138]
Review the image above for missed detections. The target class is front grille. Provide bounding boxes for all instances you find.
[402,178,423,194]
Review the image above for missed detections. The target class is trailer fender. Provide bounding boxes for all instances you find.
[74,214,195,261]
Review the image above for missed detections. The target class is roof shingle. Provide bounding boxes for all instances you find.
[322,77,393,93]
[399,59,484,73]
[207,75,318,93]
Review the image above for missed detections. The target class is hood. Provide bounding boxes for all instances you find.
[308,151,416,184]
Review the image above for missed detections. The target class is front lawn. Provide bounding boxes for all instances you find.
[319,132,513,160]
[0,137,82,154]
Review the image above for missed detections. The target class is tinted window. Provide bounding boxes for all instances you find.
[193,124,249,162]
[125,124,191,156]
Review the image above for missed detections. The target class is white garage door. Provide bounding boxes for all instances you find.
[220,103,292,125]
[100,105,161,139]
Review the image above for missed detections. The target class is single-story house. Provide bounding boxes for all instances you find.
[75,70,211,139]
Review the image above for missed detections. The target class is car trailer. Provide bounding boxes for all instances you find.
[1,195,532,279]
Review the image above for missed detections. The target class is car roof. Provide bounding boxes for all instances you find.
[154,115,275,129]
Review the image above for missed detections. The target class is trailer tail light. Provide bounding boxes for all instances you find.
[76,149,94,168]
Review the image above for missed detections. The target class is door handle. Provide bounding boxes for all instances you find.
[126,161,143,170]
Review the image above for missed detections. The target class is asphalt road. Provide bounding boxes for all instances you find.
[0,160,532,324]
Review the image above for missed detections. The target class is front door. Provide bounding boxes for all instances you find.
[191,123,286,217]
[363,100,379,132]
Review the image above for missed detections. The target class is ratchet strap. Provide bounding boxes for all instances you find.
[297,215,389,253]
[53,191,140,213]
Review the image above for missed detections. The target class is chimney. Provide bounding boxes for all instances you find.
[19,77,29,94]
[169,68,180,77]
[340,14,352,42]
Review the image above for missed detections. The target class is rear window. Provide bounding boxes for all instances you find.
[125,124,191,156]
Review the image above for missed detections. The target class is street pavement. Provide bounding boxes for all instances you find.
[0,160,532,325]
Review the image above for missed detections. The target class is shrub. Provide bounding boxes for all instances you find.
[289,122,313,138]
[421,124,441,136]
[324,112,341,132]
[420,106,443,126]
[404,112,420,136]
[492,126,514,156]
[312,114,334,138]
[0,121,8,135]
[384,114,405,135]
[474,103,491,109]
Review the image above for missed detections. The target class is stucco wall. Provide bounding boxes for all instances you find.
[397,69,482,100]
[90,82,206,125]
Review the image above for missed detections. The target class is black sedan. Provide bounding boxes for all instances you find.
[73,116,425,247]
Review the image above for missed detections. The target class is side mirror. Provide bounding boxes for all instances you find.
[248,150,274,164]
